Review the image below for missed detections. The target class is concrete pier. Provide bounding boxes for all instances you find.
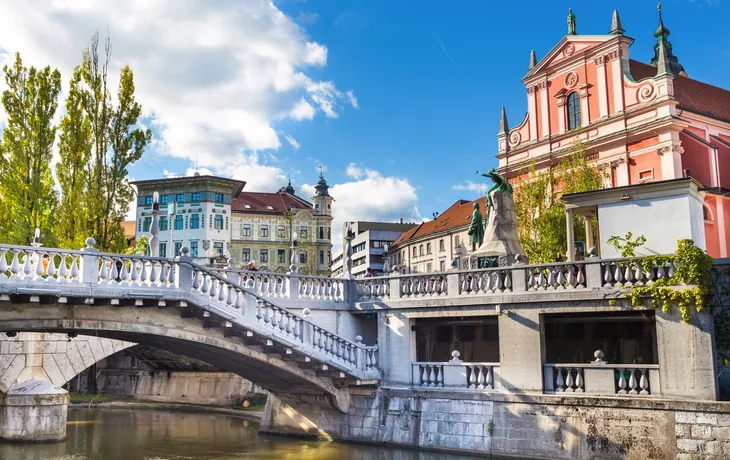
[0,380,68,442]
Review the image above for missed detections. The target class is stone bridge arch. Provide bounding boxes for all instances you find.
[0,303,351,411]
[0,333,135,393]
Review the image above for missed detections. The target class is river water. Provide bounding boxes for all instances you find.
[0,408,487,460]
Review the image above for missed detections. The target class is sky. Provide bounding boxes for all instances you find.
[0,0,728,249]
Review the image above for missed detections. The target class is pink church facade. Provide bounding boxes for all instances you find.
[496,8,730,258]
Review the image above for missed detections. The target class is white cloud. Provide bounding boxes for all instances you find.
[0,0,355,188]
[290,97,316,121]
[285,134,301,149]
[303,166,421,254]
[453,181,486,195]
[346,90,359,109]
[345,163,364,179]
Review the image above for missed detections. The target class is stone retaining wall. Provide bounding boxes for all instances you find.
[260,388,730,459]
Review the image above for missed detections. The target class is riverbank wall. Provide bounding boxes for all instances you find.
[260,387,730,459]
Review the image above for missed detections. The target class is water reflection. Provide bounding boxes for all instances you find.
[0,408,484,460]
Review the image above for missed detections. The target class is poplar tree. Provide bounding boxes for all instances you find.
[513,140,606,264]
[0,53,61,245]
[56,32,150,251]
[56,67,92,249]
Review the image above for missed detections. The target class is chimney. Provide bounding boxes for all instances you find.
[683,168,691,178]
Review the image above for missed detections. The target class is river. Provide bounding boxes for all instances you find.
[0,408,487,460]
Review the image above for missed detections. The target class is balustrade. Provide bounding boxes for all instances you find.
[543,363,658,396]
[413,363,445,387]
[460,269,512,295]
[0,246,83,283]
[526,262,587,290]
[356,278,389,300]
[399,274,448,298]
[98,255,177,288]
[412,360,500,390]
[298,276,344,301]
[601,259,677,287]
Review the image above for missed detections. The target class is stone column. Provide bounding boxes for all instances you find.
[566,209,575,262]
[584,216,594,250]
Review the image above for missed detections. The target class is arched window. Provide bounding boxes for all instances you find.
[567,92,581,130]
[703,205,713,222]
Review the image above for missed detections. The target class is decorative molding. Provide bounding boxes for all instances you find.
[565,71,579,88]
[564,43,575,57]
[509,131,522,147]
[637,83,656,103]
[656,143,684,156]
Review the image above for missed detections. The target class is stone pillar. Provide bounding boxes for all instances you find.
[498,308,543,392]
[655,308,718,400]
[378,311,413,386]
[584,216,594,250]
[0,380,68,442]
[80,237,99,283]
[566,209,575,262]
[176,248,193,291]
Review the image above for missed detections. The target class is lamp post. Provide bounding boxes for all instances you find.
[150,191,161,257]
[344,224,354,279]
[289,233,299,274]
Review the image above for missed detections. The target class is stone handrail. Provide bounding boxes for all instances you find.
[184,261,375,375]
[211,268,347,303]
[600,258,678,287]
[543,363,660,396]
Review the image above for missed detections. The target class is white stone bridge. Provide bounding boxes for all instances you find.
[1,239,729,458]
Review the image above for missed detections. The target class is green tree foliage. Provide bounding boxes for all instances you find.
[56,32,151,252]
[607,232,647,258]
[56,67,92,249]
[513,139,606,263]
[0,53,61,246]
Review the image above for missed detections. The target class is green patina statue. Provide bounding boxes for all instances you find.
[475,169,513,209]
[467,202,484,252]
[567,8,577,35]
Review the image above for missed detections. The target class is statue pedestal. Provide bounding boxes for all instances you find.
[469,191,526,268]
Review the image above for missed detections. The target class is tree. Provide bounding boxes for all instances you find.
[513,139,606,264]
[0,53,61,245]
[56,67,92,249]
[60,32,151,252]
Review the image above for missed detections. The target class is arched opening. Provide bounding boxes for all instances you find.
[567,91,581,130]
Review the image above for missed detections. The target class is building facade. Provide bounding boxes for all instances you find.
[229,176,333,275]
[132,174,245,263]
[388,197,487,274]
[496,7,730,257]
[330,221,416,278]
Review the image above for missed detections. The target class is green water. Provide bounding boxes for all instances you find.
[0,408,485,460]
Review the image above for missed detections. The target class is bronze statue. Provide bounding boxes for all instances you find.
[468,202,484,252]
[475,169,513,209]
[567,8,577,35]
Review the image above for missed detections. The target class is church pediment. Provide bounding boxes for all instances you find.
[524,36,617,81]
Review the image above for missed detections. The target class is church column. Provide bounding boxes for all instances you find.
[566,209,575,262]
[610,50,624,114]
[539,81,550,138]
[527,87,538,141]
[595,56,609,118]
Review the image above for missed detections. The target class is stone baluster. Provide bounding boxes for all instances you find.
[437,366,444,387]
[477,366,486,389]
[617,369,627,394]
[555,368,565,392]
[485,366,494,390]
[639,370,650,395]
[575,369,584,393]
[565,368,575,392]
[628,369,638,395]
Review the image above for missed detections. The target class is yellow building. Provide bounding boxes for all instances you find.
[229,176,333,275]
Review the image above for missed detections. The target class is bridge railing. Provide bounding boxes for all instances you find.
[183,261,376,374]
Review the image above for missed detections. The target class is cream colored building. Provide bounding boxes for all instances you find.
[229,176,333,275]
[388,196,487,274]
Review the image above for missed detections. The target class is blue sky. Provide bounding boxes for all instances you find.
[0,0,728,243]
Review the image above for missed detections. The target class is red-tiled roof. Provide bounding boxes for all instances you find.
[630,60,730,124]
[231,190,311,214]
[391,196,488,247]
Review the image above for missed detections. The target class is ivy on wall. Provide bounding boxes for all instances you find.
[622,239,714,323]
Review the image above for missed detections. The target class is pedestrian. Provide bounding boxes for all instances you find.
[247,260,258,272]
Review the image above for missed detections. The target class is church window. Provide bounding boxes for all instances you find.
[567,92,581,130]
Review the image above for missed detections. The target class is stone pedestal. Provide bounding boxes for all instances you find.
[0,380,68,442]
[469,191,526,267]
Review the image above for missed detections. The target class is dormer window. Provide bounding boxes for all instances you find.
[567,92,581,130]
[244,204,251,209]
[267,205,274,210]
